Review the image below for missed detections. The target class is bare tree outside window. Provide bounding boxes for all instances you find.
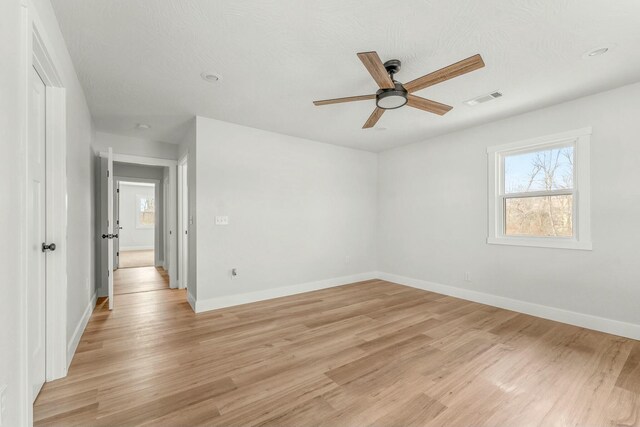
[136,195,155,228]
[503,146,574,237]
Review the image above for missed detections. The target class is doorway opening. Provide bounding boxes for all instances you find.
[117,181,156,269]
[97,152,178,310]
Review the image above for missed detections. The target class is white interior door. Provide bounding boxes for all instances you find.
[28,66,47,401]
[107,148,114,309]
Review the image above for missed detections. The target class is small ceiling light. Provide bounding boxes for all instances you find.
[136,123,151,130]
[582,47,610,58]
[376,83,408,110]
[201,72,222,82]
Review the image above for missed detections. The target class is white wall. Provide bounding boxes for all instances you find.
[0,1,29,424]
[118,183,155,250]
[1,0,95,423]
[94,131,179,160]
[378,81,640,330]
[193,117,378,305]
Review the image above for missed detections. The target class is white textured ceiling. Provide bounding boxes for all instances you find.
[52,0,640,152]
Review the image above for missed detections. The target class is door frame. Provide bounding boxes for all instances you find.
[19,1,69,422]
[178,154,189,290]
[100,153,178,288]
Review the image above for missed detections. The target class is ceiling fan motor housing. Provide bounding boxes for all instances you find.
[375,59,407,109]
[383,59,402,76]
[376,82,408,109]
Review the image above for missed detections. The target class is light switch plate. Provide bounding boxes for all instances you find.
[215,216,229,226]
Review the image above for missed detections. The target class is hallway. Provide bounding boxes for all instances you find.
[33,266,185,425]
[118,250,155,269]
[114,266,169,295]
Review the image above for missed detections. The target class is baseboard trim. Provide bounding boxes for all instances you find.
[194,272,378,314]
[377,272,640,340]
[187,291,196,312]
[67,293,97,369]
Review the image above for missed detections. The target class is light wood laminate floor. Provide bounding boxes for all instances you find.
[118,249,155,269]
[34,272,640,426]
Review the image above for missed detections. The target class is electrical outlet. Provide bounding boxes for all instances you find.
[464,272,472,282]
[215,216,229,226]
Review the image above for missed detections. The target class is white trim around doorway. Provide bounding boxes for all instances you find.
[100,152,178,288]
[177,153,189,290]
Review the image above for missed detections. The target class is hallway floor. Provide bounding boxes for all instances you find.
[118,249,154,268]
[114,266,169,295]
[33,273,640,426]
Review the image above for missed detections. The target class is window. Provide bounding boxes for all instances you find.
[135,194,155,229]
[487,128,592,250]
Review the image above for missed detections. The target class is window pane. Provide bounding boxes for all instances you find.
[504,195,573,237]
[137,196,155,226]
[504,145,574,193]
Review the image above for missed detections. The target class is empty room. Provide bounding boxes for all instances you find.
[2,1,640,426]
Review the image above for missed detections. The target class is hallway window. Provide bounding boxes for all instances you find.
[136,194,155,229]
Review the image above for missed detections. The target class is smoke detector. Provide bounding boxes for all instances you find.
[464,91,502,106]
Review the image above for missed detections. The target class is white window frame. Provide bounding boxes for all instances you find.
[135,192,155,229]
[487,127,592,250]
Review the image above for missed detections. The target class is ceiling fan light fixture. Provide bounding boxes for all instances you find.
[376,83,408,110]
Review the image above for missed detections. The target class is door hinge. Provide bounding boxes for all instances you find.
[107,170,110,177]
[117,251,119,257]
[117,188,119,193]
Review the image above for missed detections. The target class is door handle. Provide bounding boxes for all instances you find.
[101,234,119,239]
[42,243,56,252]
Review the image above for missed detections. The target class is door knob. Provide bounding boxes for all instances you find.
[42,243,56,252]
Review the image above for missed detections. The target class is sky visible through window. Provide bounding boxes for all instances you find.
[504,145,574,194]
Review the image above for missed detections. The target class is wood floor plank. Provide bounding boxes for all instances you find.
[33,267,640,426]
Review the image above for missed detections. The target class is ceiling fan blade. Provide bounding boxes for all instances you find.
[406,95,453,116]
[357,51,395,89]
[313,94,376,106]
[363,107,385,129]
[404,54,485,93]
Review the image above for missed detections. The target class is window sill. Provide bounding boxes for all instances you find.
[487,237,592,251]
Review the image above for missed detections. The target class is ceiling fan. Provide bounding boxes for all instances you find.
[313,52,485,128]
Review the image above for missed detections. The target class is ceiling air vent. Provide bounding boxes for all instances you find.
[464,91,502,106]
